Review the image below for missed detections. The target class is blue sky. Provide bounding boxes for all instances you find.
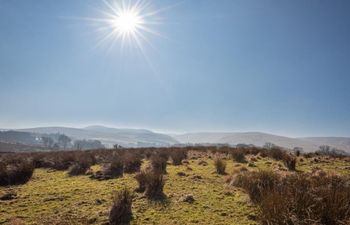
[0,0,349,137]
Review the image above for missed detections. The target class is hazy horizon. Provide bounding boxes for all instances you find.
[1,123,350,139]
[1,0,350,137]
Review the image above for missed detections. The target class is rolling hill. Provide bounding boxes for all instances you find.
[18,126,178,148]
[172,132,350,153]
[1,126,349,153]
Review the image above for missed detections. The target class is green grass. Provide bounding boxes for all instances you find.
[1,155,349,225]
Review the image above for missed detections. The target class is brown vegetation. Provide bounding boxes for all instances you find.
[109,188,133,225]
[232,170,350,225]
[0,159,34,186]
[214,157,226,175]
[144,170,166,200]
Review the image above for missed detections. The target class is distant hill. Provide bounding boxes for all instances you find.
[0,141,47,152]
[172,132,350,153]
[18,126,178,148]
[0,130,40,146]
[1,126,349,152]
[300,137,350,152]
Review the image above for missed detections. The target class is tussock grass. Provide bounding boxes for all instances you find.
[109,188,133,225]
[0,159,34,186]
[214,157,226,175]
[232,170,350,225]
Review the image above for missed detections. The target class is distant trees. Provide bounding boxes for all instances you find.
[316,145,348,157]
[58,134,71,150]
[73,139,105,150]
[319,145,331,153]
[41,136,54,148]
[41,134,105,150]
[263,142,275,149]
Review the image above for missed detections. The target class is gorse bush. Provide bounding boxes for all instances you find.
[0,159,34,186]
[214,157,226,175]
[109,188,133,225]
[232,170,350,225]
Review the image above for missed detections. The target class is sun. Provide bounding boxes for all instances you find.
[112,9,143,34]
[83,0,166,52]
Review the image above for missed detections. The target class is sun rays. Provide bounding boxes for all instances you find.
[84,0,165,54]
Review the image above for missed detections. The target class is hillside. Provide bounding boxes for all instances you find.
[19,126,178,148]
[2,126,350,152]
[173,132,350,152]
[0,142,47,152]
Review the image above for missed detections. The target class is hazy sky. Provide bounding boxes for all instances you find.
[1,0,350,137]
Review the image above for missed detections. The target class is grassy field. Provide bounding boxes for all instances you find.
[1,151,350,225]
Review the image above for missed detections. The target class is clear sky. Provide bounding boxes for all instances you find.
[0,0,349,137]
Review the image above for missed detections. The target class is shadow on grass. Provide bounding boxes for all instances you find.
[147,194,171,208]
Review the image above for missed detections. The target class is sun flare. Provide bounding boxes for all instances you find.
[84,0,167,53]
[112,10,143,34]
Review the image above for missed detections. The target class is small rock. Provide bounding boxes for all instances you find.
[220,212,228,216]
[179,194,195,203]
